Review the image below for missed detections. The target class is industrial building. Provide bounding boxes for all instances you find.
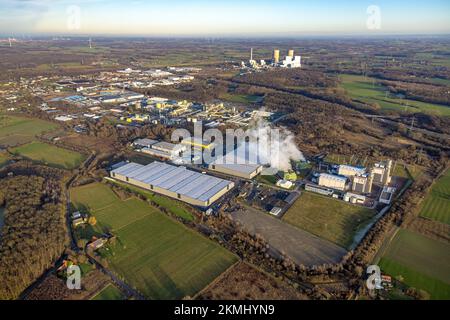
[182,137,216,150]
[318,173,347,191]
[352,174,373,194]
[305,184,334,196]
[208,151,264,179]
[379,186,396,205]
[372,160,392,186]
[133,138,158,149]
[343,192,366,204]
[134,139,186,161]
[110,161,235,207]
[280,55,301,68]
[152,141,186,155]
[276,180,294,189]
[338,164,366,177]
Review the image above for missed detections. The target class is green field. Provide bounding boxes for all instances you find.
[0,115,58,146]
[419,169,450,224]
[11,141,85,170]
[106,178,194,221]
[219,93,263,104]
[340,74,450,116]
[91,284,124,300]
[379,229,450,299]
[283,192,375,249]
[70,183,237,299]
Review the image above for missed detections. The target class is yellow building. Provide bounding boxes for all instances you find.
[181,138,216,150]
[273,49,280,64]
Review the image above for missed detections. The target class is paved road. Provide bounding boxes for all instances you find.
[231,208,347,266]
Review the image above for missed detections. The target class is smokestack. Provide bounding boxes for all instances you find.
[250,48,253,61]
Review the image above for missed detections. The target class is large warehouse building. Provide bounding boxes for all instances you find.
[208,150,264,179]
[110,161,234,207]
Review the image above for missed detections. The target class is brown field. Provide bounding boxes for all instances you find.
[405,217,450,245]
[197,262,307,300]
[59,134,118,154]
[231,208,347,266]
[24,269,112,300]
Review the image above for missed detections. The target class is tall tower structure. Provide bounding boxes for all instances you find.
[288,49,294,58]
[382,160,393,186]
[367,171,374,193]
[273,49,280,64]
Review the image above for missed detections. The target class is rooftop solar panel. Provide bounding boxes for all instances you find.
[148,166,186,186]
[158,170,197,189]
[112,163,143,176]
[189,177,223,199]
[111,161,233,203]
[177,176,213,197]
[142,165,179,184]
[198,180,232,201]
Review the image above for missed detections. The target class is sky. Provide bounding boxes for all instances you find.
[1,0,449,36]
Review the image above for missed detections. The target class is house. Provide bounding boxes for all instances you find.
[71,211,82,220]
[87,237,108,251]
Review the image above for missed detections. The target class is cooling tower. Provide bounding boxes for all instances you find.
[273,49,280,64]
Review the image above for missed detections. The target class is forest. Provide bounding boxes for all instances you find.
[0,172,68,299]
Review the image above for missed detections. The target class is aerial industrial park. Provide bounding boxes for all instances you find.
[0,1,449,310]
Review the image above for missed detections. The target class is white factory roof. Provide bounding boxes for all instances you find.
[133,138,158,147]
[339,164,366,173]
[141,147,173,159]
[211,149,263,175]
[152,141,184,152]
[319,173,347,182]
[111,161,233,202]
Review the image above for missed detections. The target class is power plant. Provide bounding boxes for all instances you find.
[242,48,301,69]
[273,49,280,64]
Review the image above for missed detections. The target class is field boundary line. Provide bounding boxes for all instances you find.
[110,207,155,232]
[192,260,241,300]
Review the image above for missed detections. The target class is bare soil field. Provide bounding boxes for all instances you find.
[24,269,111,300]
[231,208,347,266]
[197,262,307,300]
